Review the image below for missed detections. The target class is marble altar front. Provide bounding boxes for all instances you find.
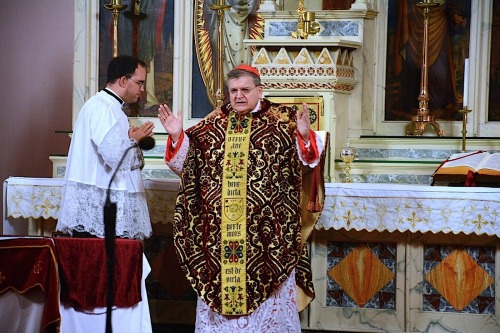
[309,183,500,332]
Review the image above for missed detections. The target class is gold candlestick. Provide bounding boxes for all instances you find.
[459,107,472,153]
[104,1,128,57]
[208,0,231,107]
[340,144,356,183]
[406,0,444,137]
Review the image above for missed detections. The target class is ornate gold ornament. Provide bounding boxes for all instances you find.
[291,0,320,39]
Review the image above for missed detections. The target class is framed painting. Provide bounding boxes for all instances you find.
[488,0,500,121]
[98,0,175,117]
[384,0,471,121]
[193,0,263,114]
[266,96,324,131]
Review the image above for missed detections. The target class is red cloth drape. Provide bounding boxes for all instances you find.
[0,238,61,333]
[53,238,143,310]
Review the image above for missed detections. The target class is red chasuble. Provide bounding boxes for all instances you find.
[173,99,317,315]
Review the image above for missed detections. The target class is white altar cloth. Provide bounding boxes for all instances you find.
[3,177,180,234]
[4,177,65,220]
[5,178,500,237]
[317,182,500,236]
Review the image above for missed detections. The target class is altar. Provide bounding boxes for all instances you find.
[317,182,500,235]
[3,177,500,332]
[3,0,500,332]
[309,182,500,332]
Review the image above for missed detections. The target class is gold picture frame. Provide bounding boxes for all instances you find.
[266,96,324,131]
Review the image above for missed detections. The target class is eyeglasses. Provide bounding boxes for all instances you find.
[228,86,260,96]
[127,77,145,88]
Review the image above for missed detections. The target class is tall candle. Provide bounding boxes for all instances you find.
[463,58,469,108]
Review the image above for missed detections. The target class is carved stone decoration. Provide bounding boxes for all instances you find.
[245,10,362,92]
[252,47,356,92]
[244,9,367,179]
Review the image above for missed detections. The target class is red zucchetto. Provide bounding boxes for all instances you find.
[233,64,260,78]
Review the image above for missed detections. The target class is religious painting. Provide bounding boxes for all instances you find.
[99,0,174,117]
[384,0,471,121]
[266,96,324,131]
[193,0,263,114]
[322,0,354,10]
[488,1,500,121]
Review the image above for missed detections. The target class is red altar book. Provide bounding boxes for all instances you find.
[432,151,500,187]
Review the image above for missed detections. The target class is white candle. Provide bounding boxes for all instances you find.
[463,58,469,108]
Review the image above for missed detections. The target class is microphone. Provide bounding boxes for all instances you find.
[138,135,155,150]
[104,136,155,333]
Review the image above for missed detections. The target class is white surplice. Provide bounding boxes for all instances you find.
[57,89,152,239]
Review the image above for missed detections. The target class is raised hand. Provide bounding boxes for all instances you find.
[296,103,311,143]
[158,104,183,142]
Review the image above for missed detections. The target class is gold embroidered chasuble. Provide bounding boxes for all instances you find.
[174,99,318,315]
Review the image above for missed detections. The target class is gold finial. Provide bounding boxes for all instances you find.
[292,0,320,39]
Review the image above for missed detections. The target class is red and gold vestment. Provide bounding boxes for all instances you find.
[173,99,323,315]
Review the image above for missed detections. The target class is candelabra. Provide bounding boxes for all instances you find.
[208,0,231,107]
[406,0,444,137]
[459,107,472,153]
[104,0,128,57]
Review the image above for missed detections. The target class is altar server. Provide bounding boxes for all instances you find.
[57,55,154,240]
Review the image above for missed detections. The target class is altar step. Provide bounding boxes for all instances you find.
[332,136,500,185]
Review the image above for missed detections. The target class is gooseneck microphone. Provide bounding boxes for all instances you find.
[104,136,155,333]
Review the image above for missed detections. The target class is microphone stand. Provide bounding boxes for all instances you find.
[104,136,154,333]
[104,197,116,332]
[104,144,133,333]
